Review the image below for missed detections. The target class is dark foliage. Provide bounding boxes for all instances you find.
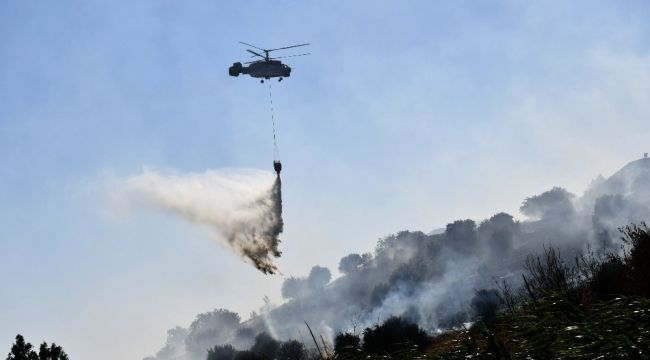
[207,344,236,360]
[276,340,305,360]
[334,332,360,355]
[6,335,36,360]
[6,335,68,360]
[470,289,500,320]
[445,220,478,254]
[338,254,363,274]
[36,343,67,360]
[250,332,280,359]
[281,266,332,299]
[590,256,628,299]
[520,187,575,221]
[435,222,650,359]
[185,309,241,356]
[361,316,429,354]
[621,222,650,296]
[232,350,259,360]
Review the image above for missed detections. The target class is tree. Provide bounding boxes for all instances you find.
[6,335,68,360]
[250,332,279,359]
[37,343,68,360]
[184,309,241,356]
[520,187,575,221]
[6,335,37,360]
[338,254,363,274]
[207,344,236,360]
[445,220,478,254]
[281,266,332,300]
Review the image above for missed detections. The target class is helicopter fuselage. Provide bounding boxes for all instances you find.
[229,60,291,79]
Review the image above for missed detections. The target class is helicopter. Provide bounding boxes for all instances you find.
[229,41,309,83]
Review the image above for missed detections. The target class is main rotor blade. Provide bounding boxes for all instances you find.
[246,49,265,58]
[271,53,311,59]
[239,41,266,51]
[266,43,310,52]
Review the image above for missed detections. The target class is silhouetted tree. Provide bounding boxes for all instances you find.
[207,344,236,360]
[6,335,37,360]
[232,350,259,360]
[520,187,575,221]
[307,266,331,289]
[6,335,68,360]
[281,277,304,299]
[37,343,68,360]
[478,212,518,257]
[334,332,360,355]
[250,332,279,359]
[277,340,305,360]
[362,316,429,354]
[281,266,331,299]
[445,220,478,253]
[185,309,241,356]
[338,254,363,274]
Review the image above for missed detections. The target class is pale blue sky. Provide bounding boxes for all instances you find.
[1,1,650,359]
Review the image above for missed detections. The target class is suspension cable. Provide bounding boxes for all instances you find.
[268,81,279,161]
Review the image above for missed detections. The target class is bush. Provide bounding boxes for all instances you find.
[523,246,578,299]
[362,316,429,354]
[334,332,360,355]
[590,256,628,299]
[621,222,650,296]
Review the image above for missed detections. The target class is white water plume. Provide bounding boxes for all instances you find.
[125,168,283,274]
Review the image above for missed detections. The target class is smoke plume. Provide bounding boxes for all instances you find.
[144,158,650,360]
[126,168,283,274]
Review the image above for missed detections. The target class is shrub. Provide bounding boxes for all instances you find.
[621,222,650,296]
[362,316,429,354]
[334,332,360,355]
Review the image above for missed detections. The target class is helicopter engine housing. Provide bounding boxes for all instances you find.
[229,62,243,76]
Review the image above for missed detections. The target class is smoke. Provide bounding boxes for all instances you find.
[144,158,650,360]
[125,168,283,274]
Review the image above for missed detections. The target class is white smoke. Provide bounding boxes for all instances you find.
[124,168,283,274]
[144,158,650,360]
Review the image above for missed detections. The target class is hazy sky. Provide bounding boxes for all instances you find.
[1,1,649,359]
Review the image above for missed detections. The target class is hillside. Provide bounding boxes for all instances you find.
[146,157,650,360]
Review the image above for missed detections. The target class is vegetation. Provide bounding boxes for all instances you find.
[402,223,650,359]
[319,223,650,359]
[5,335,68,360]
[10,223,647,360]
